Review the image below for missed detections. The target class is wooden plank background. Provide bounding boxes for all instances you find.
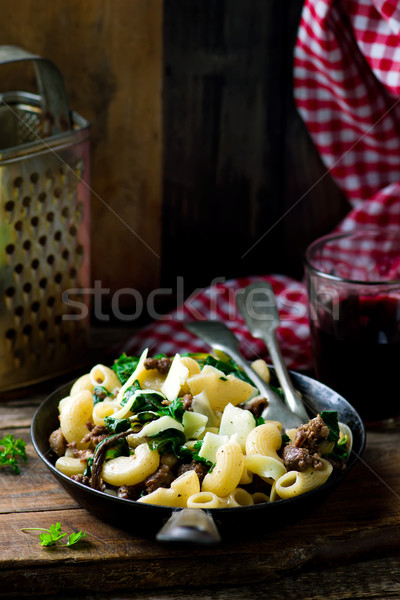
[0,0,350,314]
[0,0,163,313]
[2,386,400,599]
[162,0,350,295]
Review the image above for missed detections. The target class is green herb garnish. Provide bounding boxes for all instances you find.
[21,522,88,547]
[65,530,88,546]
[0,434,27,474]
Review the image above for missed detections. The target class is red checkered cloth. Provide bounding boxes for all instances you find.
[121,275,311,371]
[121,0,400,371]
[294,0,400,228]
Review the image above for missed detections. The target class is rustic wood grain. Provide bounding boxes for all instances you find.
[161,0,350,294]
[0,0,350,321]
[0,0,162,305]
[24,574,400,600]
[162,0,283,292]
[1,412,400,598]
[1,329,399,597]
[0,427,79,514]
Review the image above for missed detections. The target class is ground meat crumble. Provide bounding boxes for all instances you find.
[144,357,172,374]
[81,424,109,447]
[242,395,268,418]
[181,393,193,411]
[281,415,330,472]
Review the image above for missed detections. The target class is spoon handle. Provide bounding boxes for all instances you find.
[236,281,310,422]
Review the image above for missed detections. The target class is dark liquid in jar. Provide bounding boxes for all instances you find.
[310,295,400,422]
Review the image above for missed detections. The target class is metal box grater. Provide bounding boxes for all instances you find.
[0,46,91,392]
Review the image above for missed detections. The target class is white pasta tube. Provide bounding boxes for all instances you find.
[245,421,283,462]
[101,442,160,487]
[339,422,353,452]
[250,359,270,383]
[55,456,86,477]
[179,356,201,394]
[92,401,117,427]
[239,468,253,485]
[274,459,333,499]
[90,364,121,393]
[70,373,94,396]
[187,365,256,411]
[269,482,278,503]
[59,390,93,449]
[252,492,270,504]
[285,428,297,443]
[201,440,244,497]
[138,469,200,508]
[187,491,225,509]
[244,454,287,482]
[225,488,254,507]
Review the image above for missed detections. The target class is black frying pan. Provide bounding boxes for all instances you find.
[31,369,365,543]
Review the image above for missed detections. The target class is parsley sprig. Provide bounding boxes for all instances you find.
[0,434,27,474]
[21,522,88,547]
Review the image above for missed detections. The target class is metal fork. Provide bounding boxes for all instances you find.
[235,280,310,423]
[184,320,303,430]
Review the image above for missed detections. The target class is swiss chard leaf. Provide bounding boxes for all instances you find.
[127,391,167,413]
[83,455,93,478]
[134,411,160,424]
[331,435,350,460]
[320,411,350,462]
[148,428,189,458]
[112,354,139,385]
[120,380,141,406]
[204,355,254,385]
[320,411,340,442]
[93,385,113,405]
[104,416,132,434]
[157,398,185,423]
[104,440,127,461]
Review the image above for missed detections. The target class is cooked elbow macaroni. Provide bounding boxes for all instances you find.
[50,350,352,509]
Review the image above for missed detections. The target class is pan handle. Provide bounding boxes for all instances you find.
[156,508,221,544]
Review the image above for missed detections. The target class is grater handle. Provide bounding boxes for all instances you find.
[0,45,71,135]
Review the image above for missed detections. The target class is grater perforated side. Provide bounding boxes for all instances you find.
[0,46,91,391]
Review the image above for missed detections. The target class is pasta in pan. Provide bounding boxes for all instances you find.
[49,349,352,509]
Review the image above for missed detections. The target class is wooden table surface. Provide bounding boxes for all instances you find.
[1,331,400,599]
